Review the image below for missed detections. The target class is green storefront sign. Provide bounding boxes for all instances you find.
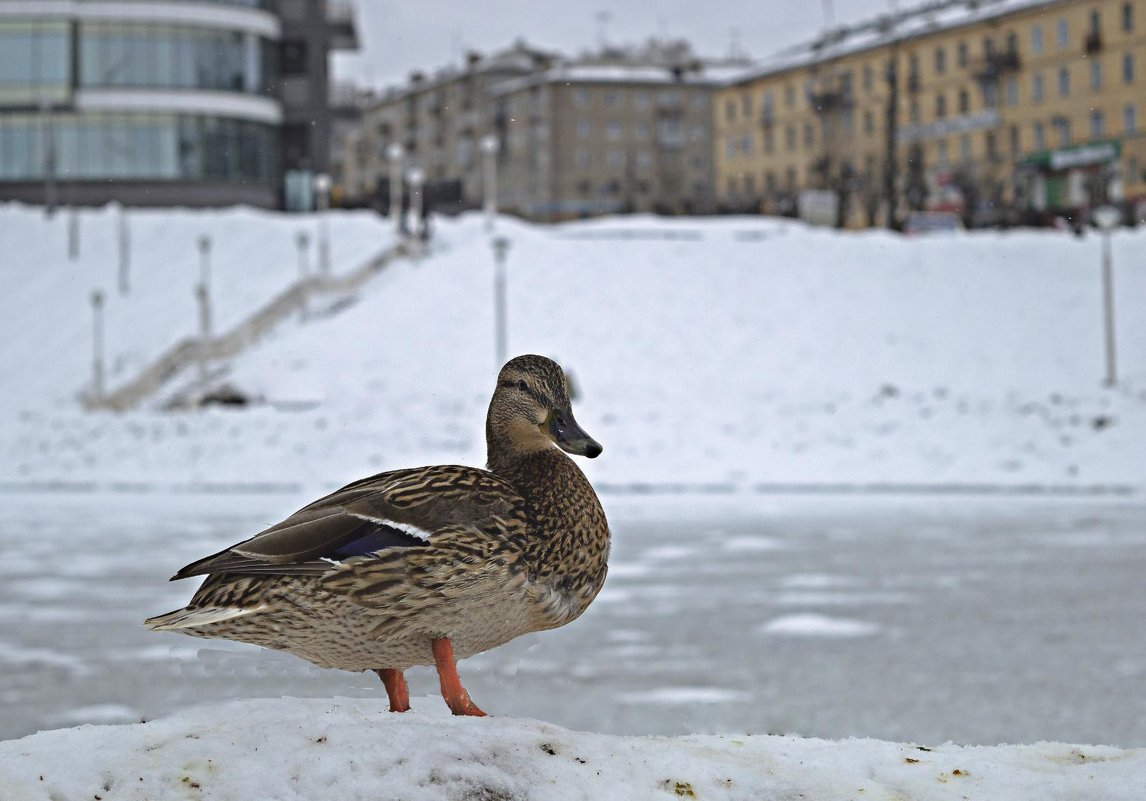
[1022,140,1121,171]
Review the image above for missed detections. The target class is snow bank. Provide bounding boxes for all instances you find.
[1,698,1142,801]
[2,205,1144,491]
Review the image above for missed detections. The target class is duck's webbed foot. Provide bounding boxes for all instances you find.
[432,638,487,717]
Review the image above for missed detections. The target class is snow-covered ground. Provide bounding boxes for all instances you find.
[1,204,1143,491]
[2,698,1144,801]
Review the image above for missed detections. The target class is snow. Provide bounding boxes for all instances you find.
[1,697,1144,801]
[759,612,882,637]
[1,204,1143,493]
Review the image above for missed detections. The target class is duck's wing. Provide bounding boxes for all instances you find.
[169,465,525,580]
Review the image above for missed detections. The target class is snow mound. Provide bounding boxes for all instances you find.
[1,698,1142,800]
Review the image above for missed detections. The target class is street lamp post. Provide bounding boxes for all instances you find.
[480,134,499,232]
[296,230,310,321]
[117,205,130,295]
[407,167,426,246]
[491,236,511,367]
[67,205,79,261]
[90,290,105,403]
[386,142,405,239]
[1093,205,1121,387]
[196,282,213,391]
[197,234,211,288]
[314,173,332,279]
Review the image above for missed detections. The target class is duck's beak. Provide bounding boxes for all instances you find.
[547,407,603,458]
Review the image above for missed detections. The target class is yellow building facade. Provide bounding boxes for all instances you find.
[715,0,1146,226]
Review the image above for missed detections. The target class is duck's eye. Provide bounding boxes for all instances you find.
[515,380,529,392]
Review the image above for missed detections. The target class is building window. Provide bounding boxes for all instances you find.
[1006,76,1019,105]
[725,137,737,160]
[1005,32,1018,53]
[741,93,753,116]
[634,91,649,110]
[575,88,590,107]
[1009,124,1020,154]
[741,133,753,155]
[1091,61,1103,90]
[1124,53,1135,83]
[576,119,591,138]
[958,88,970,113]
[765,171,776,192]
[1058,66,1070,96]
[690,123,705,141]
[786,166,796,188]
[983,82,998,108]
[803,122,814,147]
[0,112,278,184]
[1031,24,1043,54]
[957,41,968,67]
[637,121,651,140]
[1124,104,1137,133]
[1032,72,1044,102]
[762,90,774,118]
[936,93,947,118]
[910,99,920,122]
[785,84,796,107]
[1090,110,1106,138]
[604,91,620,107]
[863,109,874,134]
[935,47,946,74]
[1054,117,1071,145]
[1089,10,1101,36]
[863,64,873,91]
[985,130,997,159]
[763,127,774,153]
[280,39,308,75]
[1123,2,1135,31]
[983,36,995,56]
[606,149,622,167]
[576,148,590,168]
[724,99,736,122]
[785,124,796,150]
[635,150,652,168]
[1056,18,1069,48]
[606,120,622,140]
[959,134,971,161]
[937,139,948,163]
[1034,121,1045,149]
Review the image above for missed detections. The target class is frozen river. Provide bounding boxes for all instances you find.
[2,490,1144,746]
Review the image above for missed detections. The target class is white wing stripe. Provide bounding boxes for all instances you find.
[348,513,434,542]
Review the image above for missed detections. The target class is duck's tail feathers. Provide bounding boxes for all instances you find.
[145,604,267,631]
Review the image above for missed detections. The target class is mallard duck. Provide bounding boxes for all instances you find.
[146,355,609,716]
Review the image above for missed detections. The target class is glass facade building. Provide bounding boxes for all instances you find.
[0,1,355,209]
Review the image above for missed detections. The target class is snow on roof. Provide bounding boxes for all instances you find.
[726,0,1061,86]
[491,62,745,96]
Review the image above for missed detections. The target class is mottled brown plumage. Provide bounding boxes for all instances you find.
[145,355,610,716]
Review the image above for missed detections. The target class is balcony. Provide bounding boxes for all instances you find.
[1085,31,1103,55]
[807,80,854,113]
[325,0,359,51]
[973,50,1022,82]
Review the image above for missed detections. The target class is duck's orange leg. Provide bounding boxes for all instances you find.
[431,637,487,717]
[375,668,411,713]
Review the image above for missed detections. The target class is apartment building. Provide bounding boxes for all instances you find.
[715,0,1146,226]
[492,62,726,220]
[344,42,556,211]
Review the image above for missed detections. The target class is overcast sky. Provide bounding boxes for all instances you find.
[332,0,902,89]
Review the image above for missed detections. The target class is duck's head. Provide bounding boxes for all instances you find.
[487,355,602,460]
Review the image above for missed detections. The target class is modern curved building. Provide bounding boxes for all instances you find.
[0,0,356,209]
